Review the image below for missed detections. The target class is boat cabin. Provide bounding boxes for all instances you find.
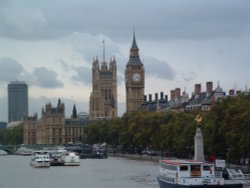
[159,159,220,185]
[158,159,249,187]
[160,159,215,179]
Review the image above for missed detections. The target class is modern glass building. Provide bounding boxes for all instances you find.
[8,81,28,123]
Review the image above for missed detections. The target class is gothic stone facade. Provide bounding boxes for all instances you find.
[89,57,117,120]
[125,33,145,113]
[23,100,87,145]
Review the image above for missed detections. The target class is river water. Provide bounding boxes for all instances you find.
[0,155,159,188]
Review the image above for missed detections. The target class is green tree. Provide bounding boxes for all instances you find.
[107,117,123,147]
[84,93,250,163]
[0,125,23,145]
[204,92,250,162]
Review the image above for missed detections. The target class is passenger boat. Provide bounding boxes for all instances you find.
[158,158,250,188]
[49,149,65,166]
[30,150,50,168]
[61,151,80,166]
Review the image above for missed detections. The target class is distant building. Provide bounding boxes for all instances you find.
[141,92,168,112]
[23,99,91,145]
[65,104,90,144]
[8,81,28,123]
[23,114,37,145]
[141,81,230,113]
[89,51,117,120]
[185,82,225,111]
[125,32,145,112]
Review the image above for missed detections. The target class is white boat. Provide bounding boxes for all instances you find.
[61,151,80,166]
[49,149,65,166]
[158,158,250,188]
[16,147,34,156]
[30,150,50,168]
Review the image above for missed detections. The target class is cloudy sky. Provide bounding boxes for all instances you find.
[0,0,249,122]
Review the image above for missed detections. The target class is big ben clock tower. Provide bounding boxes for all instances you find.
[125,32,145,113]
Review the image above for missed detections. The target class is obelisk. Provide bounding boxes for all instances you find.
[194,114,205,162]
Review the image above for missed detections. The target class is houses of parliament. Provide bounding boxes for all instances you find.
[89,32,145,120]
[23,33,145,145]
[23,32,232,145]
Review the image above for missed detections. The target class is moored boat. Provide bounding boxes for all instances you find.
[61,151,80,166]
[158,158,249,188]
[16,147,34,156]
[49,149,65,166]
[30,150,50,168]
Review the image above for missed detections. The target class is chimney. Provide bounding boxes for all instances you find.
[165,95,168,101]
[149,94,152,101]
[155,93,158,101]
[194,84,201,96]
[175,88,181,97]
[170,90,175,100]
[229,89,235,96]
[160,92,164,100]
[206,81,213,93]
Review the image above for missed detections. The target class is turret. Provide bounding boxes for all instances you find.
[72,104,77,119]
[128,31,142,64]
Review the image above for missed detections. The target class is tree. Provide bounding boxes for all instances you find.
[0,125,23,145]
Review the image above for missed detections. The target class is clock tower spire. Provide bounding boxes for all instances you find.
[125,32,145,113]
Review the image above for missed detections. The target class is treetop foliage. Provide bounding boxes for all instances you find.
[85,92,250,163]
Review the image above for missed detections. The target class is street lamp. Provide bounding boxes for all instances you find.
[227,148,230,167]
[161,145,164,159]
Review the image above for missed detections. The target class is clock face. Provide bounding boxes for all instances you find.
[132,73,141,82]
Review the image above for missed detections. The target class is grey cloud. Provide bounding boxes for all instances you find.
[71,65,91,85]
[64,32,122,63]
[0,57,23,80]
[65,32,126,86]
[33,67,63,88]
[181,71,197,82]
[4,5,47,32]
[0,58,64,88]
[59,60,71,72]
[143,56,175,80]
[1,0,249,41]
[0,2,49,40]
[0,57,27,82]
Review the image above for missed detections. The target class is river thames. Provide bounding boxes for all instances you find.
[0,155,159,188]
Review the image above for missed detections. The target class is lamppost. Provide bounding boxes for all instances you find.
[173,146,176,157]
[245,157,249,172]
[186,146,190,159]
[227,148,230,167]
[161,145,163,159]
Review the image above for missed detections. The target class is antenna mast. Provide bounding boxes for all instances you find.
[103,38,105,63]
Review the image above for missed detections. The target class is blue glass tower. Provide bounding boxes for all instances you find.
[8,81,28,123]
